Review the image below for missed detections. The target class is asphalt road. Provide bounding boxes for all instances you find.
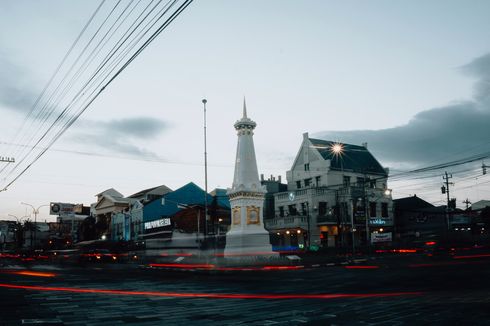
[1,255,490,325]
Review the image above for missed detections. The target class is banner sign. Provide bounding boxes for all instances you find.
[144,218,171,230]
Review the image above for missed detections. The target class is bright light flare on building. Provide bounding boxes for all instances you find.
[330,143,344,157]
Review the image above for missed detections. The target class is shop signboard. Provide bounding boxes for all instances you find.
[369,217,394,226]
[449,215,471,226]
[371,232,392,243]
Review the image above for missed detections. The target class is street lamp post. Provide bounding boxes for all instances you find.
[8,214,29,248]
[350,199,356,255]
[8,214,28,224]
[202,99,209,242]
[21,203,48,249]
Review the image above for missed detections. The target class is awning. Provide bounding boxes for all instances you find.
[141,230,172,238]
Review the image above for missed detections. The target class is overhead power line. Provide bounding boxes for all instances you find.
[0,0,194,191]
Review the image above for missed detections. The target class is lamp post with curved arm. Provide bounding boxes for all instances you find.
[20,203,49,249]
[8,214,30,249]
[8,214,29,224]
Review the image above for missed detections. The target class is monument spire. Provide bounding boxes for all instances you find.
[225,100,274,256]
[243,97,247,118]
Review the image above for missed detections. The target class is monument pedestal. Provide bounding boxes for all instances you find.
[224,228,276,256]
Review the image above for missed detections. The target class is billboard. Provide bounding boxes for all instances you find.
[50,202,75,216]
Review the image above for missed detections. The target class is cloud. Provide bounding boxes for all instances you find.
[314,53,490,169]
[69,133,161,159]
[461,53,490,107]
[102,117,167,139]
[69,117,168,158]
[0,51,168,159]
[0,52,39,113]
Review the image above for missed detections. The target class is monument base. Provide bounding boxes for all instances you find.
[224,229,277,257]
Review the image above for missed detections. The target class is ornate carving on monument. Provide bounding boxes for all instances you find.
[247,206,260,225]
[232,207,241,225]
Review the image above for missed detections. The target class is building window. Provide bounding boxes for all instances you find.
[300,203,306,215]
[341,202,348,223]
[279,206,284,217]
[370,179,376,188]
[304,178,312,187]
[381,203,388,217]
[343,176,351,187]
[369,202,377,217]
[315,176,321,186]
[296,181,301,189]
[318,201,327,216]
[357,177,365,187]
[304,163,310,171]
[288,204,297,216]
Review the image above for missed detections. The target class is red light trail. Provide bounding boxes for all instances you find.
[0,283,423,300]
[148,263,305,271]
[344,265,380,269]
[453,253,490,259]
[1,270,57,278]
[149,263,215,269]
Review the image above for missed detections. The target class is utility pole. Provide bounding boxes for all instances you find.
[0,157,15,163]
[0,157,15,192]
[463,198,471,210]
[442,172,454,231]
[306,201,311,249]
[363,172,369,249]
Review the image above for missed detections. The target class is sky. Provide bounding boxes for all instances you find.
[1,0,490,222]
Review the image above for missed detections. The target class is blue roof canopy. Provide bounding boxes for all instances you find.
[143,182,224,222]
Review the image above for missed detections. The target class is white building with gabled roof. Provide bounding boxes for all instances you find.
[267,133,393,250]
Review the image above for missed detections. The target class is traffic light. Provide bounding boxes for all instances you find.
[441,185,446,194]
[483,165,487,175]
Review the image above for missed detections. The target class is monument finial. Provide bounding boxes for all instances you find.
[243,97,247,118]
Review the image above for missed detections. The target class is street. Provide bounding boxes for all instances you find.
[2,254,490,325]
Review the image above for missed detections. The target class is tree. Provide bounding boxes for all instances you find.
[79,216,96,241]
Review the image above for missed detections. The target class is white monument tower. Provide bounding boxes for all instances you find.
[225,99,275,256]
